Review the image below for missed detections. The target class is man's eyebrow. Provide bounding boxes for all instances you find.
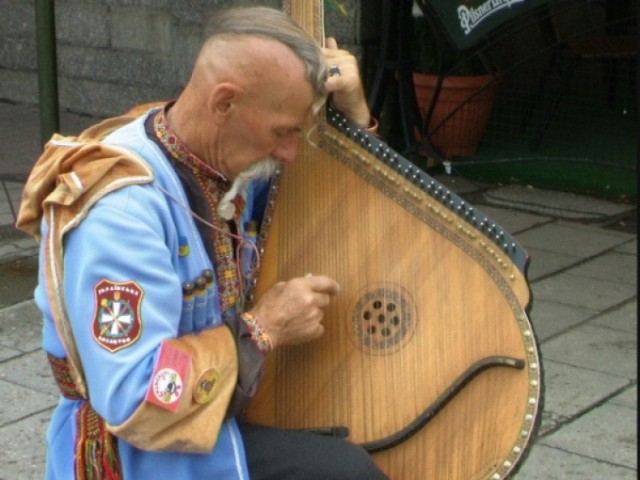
[275,125,303,134]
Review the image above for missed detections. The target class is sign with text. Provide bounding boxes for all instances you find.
[423,0,550,49]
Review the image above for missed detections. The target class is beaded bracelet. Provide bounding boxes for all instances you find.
[240,312,272,354]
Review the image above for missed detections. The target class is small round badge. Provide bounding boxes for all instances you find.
[193,368,221,404]
[152,368,183,405]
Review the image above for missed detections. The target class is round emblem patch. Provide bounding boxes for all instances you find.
[193,368,221,404]
[152,368,184,405]
[93,279,144,352]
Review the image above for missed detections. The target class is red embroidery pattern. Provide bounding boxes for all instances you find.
[48,355,123,479]
[153,110,241,311]
[76,401,123,480]
[47,353,82,400]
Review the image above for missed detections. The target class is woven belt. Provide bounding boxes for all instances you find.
[47,353,123,480]
[47,353,83,400]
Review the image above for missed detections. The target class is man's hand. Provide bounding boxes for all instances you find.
[322,37,372,128]
[247,274,341,349]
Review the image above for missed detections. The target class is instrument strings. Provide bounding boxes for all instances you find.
[282,0,428,465]
[250,5,541,479]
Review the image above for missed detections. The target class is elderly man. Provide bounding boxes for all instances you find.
[17,5,388,480]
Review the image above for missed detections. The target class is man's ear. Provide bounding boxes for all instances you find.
[207,82,243,123]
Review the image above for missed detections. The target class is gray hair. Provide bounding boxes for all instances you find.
[203,6,328,113]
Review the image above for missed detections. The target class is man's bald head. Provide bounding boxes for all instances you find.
[191,35,313,115]
[198,6,328,113]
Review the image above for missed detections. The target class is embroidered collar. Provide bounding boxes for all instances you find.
[153,104,229,185]
[150,104,243,311]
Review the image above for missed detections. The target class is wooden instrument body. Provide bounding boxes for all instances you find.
[245,3,542,479]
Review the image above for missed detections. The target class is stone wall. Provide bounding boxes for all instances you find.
[0,0,381,117]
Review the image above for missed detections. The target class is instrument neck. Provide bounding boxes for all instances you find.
[283,1,326,46]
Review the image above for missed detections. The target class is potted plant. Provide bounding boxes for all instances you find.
[410,8,500,159]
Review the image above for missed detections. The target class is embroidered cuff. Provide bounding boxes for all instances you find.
[240,312,272,354]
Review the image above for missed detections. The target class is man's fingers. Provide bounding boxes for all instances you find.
[325,36,338,50]
[304,274,341,295]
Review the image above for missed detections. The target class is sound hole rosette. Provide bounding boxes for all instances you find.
[348,283,417,355]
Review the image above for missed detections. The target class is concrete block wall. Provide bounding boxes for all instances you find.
[0,0,381,118]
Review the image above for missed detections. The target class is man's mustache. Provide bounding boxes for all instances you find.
[217,157,281,220]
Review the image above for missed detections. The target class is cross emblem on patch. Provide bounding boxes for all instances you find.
[92,279,144,352]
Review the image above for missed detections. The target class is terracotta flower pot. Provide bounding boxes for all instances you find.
[413,72,498,158]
